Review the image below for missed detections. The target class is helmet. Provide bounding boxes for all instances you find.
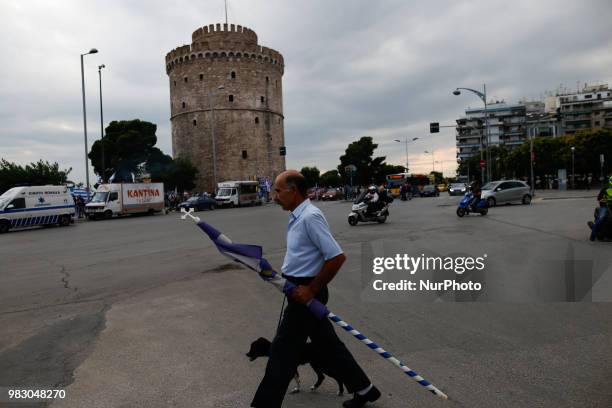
[368,185,377,193]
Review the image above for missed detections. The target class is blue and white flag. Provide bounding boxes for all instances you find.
[196,220,330,319]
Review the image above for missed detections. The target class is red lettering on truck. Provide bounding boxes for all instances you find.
[126,189,161,198]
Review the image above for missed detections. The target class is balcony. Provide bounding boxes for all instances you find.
[457,143,481,148]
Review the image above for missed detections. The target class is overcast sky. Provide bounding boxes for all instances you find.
[1,0,611,184]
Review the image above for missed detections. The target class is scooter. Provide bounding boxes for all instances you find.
[348,199,389,225]
[456,192,488,217]
[588,201,612,241]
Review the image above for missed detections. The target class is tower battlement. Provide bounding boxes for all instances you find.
[192,23,258,45]
[165,24,283,74]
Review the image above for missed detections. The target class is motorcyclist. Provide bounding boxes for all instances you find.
[589,176,612,241]
[468,180,482,211]
[364,185,379,215]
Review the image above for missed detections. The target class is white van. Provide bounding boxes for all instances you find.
[215,181,262,208]
[0,186,75,233]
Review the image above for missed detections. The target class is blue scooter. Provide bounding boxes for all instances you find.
[457,192,488,217]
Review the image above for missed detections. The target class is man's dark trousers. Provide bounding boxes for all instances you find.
[251,276,371,407]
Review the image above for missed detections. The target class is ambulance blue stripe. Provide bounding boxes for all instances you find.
[0,204,75,214]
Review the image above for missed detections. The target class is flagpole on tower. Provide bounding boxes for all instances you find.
[224,0,228,24]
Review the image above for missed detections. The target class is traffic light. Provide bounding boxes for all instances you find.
[279,146,286,156]
[430,122,439,133]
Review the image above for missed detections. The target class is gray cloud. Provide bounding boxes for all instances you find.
[0,0,610,183]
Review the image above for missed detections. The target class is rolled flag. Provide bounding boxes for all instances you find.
[181,209,448,400]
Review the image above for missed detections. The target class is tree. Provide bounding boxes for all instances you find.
[457,155,482,183]
[0,159,71,195]
[89,119,158,182]
[300,166,320,188]
[429,171,444,185]
[320,170,341,187]
[337,136,387,186]
[163,157,199,194]
[146,147,174,183]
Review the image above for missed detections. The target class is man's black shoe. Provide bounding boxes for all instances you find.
[342,385,381,408]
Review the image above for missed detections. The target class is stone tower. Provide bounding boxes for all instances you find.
[165,23,285,192]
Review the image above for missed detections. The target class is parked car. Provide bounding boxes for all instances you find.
[481,180,531,207]
[448,183,468,196]
[177,195,217,211]
[420,185,439,197]
[321,188,341,201]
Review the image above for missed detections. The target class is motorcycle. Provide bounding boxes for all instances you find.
[588,200,612,241]
[348,194,389,225]
[456,192,488,217]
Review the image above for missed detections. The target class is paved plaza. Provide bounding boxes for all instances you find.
[1,193,611,407]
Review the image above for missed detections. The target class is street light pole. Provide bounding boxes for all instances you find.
[394,137,419,173]
[80,48,98,196]
[424,150,435,172]
[530,127,535,196]
[453,84,488,184]
[571,146,575,189]
[98,64,105,183]
[208,85,225,191]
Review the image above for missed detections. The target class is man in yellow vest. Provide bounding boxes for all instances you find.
[589,176,612,241]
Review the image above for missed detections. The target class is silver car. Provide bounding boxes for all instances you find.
[481,180,532,207]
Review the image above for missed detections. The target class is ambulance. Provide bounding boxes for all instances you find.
[0,186,75,233]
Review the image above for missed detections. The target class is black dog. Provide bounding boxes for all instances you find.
[246,337,345,395]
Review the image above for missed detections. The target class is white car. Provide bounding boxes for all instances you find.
[481,180,532,207]
[448,183,467,196]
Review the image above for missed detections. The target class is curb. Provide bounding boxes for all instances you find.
[540,195,597,200]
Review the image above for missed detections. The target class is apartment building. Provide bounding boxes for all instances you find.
[559,84,612,134]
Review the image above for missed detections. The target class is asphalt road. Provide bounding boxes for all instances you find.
[1,194,611,407]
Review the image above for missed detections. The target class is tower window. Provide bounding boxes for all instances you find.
[184,77,188,83]
[255,117,259,124]
[231,71,236,79]
[193,120,197,126]
[242,150,248,159]
[229,95,234,102]
[182,102,186,109]
[199,74,203,81]
[173,80,176,87]
[260,96,265,103]
[266,76,269,83]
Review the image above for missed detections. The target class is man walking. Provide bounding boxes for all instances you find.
[251,170,380,408]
